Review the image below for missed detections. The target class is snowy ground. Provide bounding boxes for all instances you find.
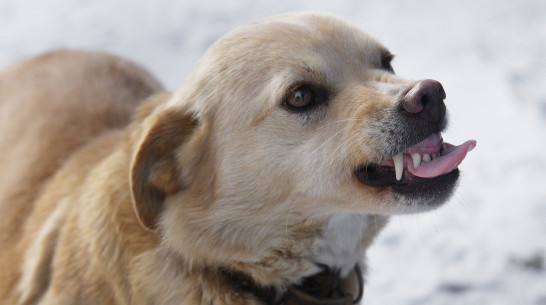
[1,0,545,304]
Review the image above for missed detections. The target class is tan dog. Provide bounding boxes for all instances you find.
[0,12,475,305]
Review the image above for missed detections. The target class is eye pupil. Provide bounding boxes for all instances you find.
[295,90,307,104]
[288,86,314,108]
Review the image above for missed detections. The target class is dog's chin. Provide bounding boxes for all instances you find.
[355,164,459,209]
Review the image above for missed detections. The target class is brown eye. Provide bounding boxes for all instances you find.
[282,83,329,114]
[287,85,315,108]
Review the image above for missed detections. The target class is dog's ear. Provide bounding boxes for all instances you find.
[130,102,200,231]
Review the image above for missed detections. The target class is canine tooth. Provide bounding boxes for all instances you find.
[423,154,431,163]
[393,152,404,181]
[411,153,422,169]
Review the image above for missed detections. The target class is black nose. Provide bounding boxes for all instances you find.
[400,79,446,123]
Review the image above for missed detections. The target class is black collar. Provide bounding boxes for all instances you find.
[220,264,364,305]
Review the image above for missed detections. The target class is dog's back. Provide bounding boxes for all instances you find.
[0,49,162,301]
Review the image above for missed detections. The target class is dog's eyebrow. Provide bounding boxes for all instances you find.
[302,64,313,74]
[297,64,320,80]
[296,64,327,84]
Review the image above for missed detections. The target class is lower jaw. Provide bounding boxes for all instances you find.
[355,165,460,207]
[393,169,459,202]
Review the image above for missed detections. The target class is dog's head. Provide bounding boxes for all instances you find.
[129,12,475,275]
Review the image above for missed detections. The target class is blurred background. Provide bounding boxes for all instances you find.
[1,0,545,304]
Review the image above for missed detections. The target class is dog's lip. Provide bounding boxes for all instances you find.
[378,134,476,180]
[408,140,476,178]
[355,134,476,189]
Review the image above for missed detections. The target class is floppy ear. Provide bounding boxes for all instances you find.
[130,105,200,231]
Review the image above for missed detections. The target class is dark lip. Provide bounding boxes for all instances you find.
[354,164,460,204]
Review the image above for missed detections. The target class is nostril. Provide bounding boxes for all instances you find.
[401,79,446,122]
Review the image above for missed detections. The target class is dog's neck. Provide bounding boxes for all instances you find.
[216,213,387,304]
[133,211,387,304]
[311,213,373,277]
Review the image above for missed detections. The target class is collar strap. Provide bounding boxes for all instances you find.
[282,288,353,305]
[220,265,364,305]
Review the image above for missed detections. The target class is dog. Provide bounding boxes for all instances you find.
[0,12,475,305]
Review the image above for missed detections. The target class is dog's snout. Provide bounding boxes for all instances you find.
[400,79,446,122]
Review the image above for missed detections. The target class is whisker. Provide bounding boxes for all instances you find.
[308,125,353,157]
[312,118,363,132]
[327,132,359,164]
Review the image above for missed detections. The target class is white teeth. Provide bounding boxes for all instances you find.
[423,154,431,163]
[393,152,404,181]
[411,153,422,169]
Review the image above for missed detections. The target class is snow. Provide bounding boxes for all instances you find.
[1,0,545,304]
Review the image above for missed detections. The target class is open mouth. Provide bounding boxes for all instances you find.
[355,133,476,198]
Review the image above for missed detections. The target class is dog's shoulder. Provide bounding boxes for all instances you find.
[0,49,163,302]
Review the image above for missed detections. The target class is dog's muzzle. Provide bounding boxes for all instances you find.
[355,79,476,204]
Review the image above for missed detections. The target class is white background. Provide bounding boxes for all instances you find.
[1,0,545,304]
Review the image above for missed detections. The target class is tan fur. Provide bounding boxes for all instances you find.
[0,13,446,305]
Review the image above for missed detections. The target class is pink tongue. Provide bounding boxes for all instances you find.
[408,140,477,178]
